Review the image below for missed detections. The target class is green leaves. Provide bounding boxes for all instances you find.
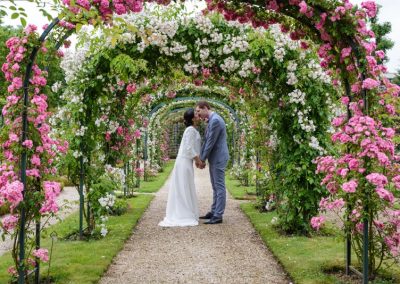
[110,54,148,82]
[20,17,26,27]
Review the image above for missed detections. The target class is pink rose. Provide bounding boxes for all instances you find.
[31,155,41,167]
[336,168,349,177]
[341,96,350,105]
[351,83,361,93]
[298,1,308,14]
[342,180,358,193]
[40,181,61,214]
[375,187,394,203]
[348,159,359,170]
[9,133,19,142]
[366,173,388,187]
[32,248,49,262]
[132,1,143,12]
[392,175,400,190]
[2,215,19,231]
[362,78,379,90]
[341,47,352,59]
[361,1,377,18]
[311,216,325,231]
[24,24,37,35]
[126,83,137,94]
[7,266,17,275]
[266,0,279,11]
[375,50,385,59]
[22,140,33,149]
[11,63,20,71]
[134,129,141,139]
[385,104,395,115]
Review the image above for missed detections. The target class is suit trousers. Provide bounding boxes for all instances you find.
[209,159,228,218]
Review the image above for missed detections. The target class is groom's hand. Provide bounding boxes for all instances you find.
[199,160,206,169]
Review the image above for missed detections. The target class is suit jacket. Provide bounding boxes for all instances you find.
[200,112,229,164]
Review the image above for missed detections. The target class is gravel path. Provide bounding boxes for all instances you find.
[0,186,79,256]
[100,166,290,284]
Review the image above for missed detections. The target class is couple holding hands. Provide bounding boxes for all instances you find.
[159,101,229,227]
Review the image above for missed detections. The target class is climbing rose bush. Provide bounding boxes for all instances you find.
[1,25,67,277]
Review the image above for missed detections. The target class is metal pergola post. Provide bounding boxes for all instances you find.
[136,139,141,188]
[361,71,369,284]
[19,18,60,284]
[344,78,352,276]
[79,155,84,239]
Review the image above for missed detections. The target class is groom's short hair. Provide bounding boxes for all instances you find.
[196,101,211,109]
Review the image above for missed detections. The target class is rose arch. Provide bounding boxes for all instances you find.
[1,0,399,282]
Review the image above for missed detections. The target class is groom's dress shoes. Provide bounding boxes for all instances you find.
[204,217,223,224]
[199,212,213,219]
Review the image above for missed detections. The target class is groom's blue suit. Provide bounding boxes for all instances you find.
[200,112,229,219]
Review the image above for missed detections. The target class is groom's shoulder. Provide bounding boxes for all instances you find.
[214,113,225,123]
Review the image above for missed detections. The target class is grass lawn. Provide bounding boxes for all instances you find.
[0,161,176,283]
[136,160,174,193]
[225,174,257,200]
[0,194,154,283]
[241,202,400,284]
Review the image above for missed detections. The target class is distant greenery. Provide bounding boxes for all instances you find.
[137,160,174,193]
[393,73,400,85]
[226,173,257,200]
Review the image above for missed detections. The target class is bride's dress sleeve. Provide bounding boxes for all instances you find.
[181,127,200,159]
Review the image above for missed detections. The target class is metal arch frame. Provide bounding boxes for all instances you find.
[17,9,373,284]
[17,17,77,283]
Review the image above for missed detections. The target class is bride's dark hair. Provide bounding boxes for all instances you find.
[183,108,195,127]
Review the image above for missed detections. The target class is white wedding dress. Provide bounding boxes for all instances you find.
[159,126,201,227]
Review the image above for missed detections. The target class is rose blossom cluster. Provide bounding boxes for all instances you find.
[61,0,144,21]
[383,210,400,257]
[1,27,68,234]
[160,130,170,162]
[100,80,144,157]
[40,181,62,214]
[314,111,400,257]
[135,167,144,177]
[204,0,395,102]
[32,248,49,262]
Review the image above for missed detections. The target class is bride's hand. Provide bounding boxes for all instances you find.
[194,156,204,169]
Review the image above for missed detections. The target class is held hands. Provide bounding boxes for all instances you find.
[198,160,206,169]
[195,157,206,169]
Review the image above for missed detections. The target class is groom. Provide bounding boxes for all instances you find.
[195,101,229,224]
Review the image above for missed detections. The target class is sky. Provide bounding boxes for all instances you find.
[2,0,399,73]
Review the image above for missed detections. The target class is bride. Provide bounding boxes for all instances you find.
[159,108,202,227]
